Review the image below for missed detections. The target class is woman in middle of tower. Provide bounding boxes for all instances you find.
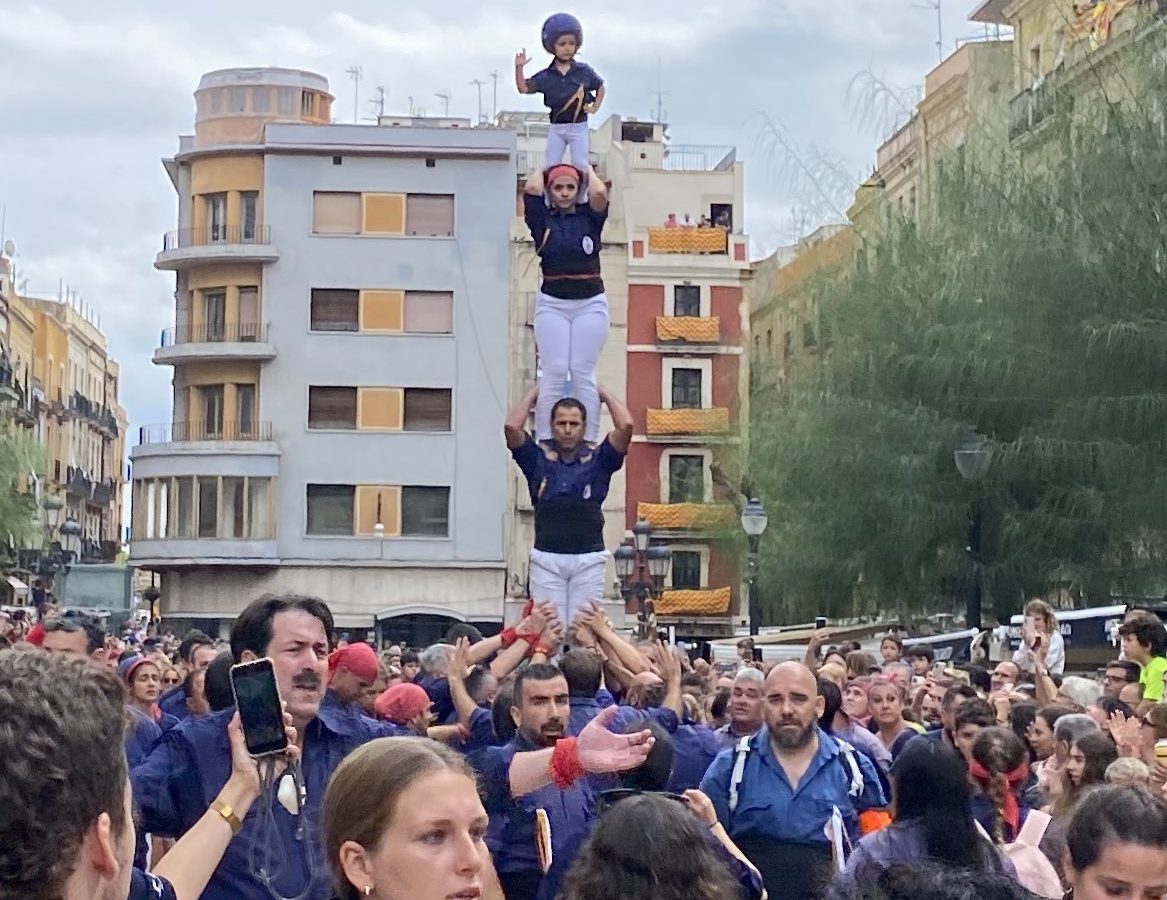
[523,162,610,446]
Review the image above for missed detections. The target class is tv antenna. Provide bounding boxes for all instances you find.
[470,79,486,123]
[367,86,386,121]
[912,0,944,62]
[346,65,364,123]
[434,91,451,117]
[650,57,670,124]
[489,70,500,122]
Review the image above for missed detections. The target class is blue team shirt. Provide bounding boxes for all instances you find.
[523,194,607,300]
[128,870,177,900]
[526,60,604,124]
[511,434,623,507]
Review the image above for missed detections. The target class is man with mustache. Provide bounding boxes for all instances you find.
[700,662,887,900]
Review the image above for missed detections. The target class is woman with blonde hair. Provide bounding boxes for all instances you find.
[1014,599,1064,676]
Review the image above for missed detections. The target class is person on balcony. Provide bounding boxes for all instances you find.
[505,384,632,628]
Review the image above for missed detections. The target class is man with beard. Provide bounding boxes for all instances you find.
[701,662,886,900]
[477,662,595,900]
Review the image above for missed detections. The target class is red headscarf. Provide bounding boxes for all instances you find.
[969,758,1030,835]
[374,682,431,725]
[327,643,379,683]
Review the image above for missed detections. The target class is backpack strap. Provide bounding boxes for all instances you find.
[727,734,752,814]
[833,738,864,800]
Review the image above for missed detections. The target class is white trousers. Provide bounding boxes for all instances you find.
[529,548,609,627]
[546,122,591,202]
[534,292,609,444]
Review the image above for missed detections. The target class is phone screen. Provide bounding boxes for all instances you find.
[815,616,827,630]
[752,647,764,663]
[231,659,288,756]
[701,641,713,663]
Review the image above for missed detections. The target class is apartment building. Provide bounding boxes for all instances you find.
[132,68,514,645]
[505,113,751,638]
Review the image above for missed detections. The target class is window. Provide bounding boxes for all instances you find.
[406,194,455,237]
[766,329,773,354]
[236,385,255,437]
[252,86,270,113]
[671,368,703,410]
[222,476,245,538]
[301,91,315,117]
[248,478,271,539]
[668,455,705,503]
[175,476,194,538]
[784,330,795,359]
[402,486,450,537]
[673,285,701,317]
[308,387,357,430]
[277,87,296,116]
[671,551,702,589]
[241,192,259,241]
[404,389,452,432]
[229,87,247,114]
[311,289,359,331]
[404,291,454,333]
[206,194,227,242]
[197,476,218,538]
[199,386,224,437]
[238,288,259,339]
[307,484,355,535]
[313,192,362,234]
[803,321,818,348]
[203,291,226,342]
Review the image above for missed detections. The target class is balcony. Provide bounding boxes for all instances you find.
[137,420,273,445]
[131,420,280,482]
[78,539,120,564]
[647,227,728,255]
[657,587,732,616]
[155,225,278,271]
[66,466,93,499]
[626,143,737,172]
[656,316,720,344]
[154,322,275,366]
[636,502,736,533]
[1009,80,1058,141]
[646,407,731,437]
[69,392,121,437]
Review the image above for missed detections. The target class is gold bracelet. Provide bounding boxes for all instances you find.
[210,799,243,835]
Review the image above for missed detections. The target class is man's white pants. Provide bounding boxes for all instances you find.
[529,548,609,626]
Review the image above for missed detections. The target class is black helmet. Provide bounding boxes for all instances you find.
[542,12,583,54]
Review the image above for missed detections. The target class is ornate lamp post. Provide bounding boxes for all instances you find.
[954,431,993,631]
[740,497,769,636]
[614,519,671,640]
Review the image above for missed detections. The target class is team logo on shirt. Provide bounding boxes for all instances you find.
[582,236,595,255]
[583,483,592,499]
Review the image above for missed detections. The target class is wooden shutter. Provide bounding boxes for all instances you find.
[403,389,452,431]
[308,387,357,429]
[311,289,359,332]
[404,291,454,333]
[356,485,401,536]
[405,194,455,237]
[362,193,406,234]
[359,290,404,332]
[312,192,361,234]
[357,388,404,431]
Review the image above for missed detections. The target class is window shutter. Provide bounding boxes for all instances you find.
[359,290,405,332]
[403,389,452,431]
[308,387,357,429]
[405,194,455,237]
[362,194,406,234]
[404,291,454,334]
[357,388,404,430]
[356,485,401,536]
[306,484,355,535]
[401,486,450,537]
[312,192,361,234]
[311,289,359,332]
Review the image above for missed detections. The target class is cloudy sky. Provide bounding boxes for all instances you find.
[0,0,1005,433]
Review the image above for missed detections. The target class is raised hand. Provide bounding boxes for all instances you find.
[659,641,682,685]
[682,789,719,827]
[575,705,655,773]
[515,49,530,69]
[450,637,471,684]
[1108,710,1143,755]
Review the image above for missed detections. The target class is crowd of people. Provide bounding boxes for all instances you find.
[2,594,1167,900]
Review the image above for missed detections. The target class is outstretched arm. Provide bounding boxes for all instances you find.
[598,385,632,453]
[515,49,533,94]
[524,168,546,197]
[505,384,540,450]
[587,164,609,214]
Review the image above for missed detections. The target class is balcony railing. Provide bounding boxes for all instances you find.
[516,150,608,179]
[161,322,270,346]
[647,227,728,255]
[161,225,271,250]
[1009,80,1057,140]
[646,407,731,436]
[636,502,736,530]
[68,392,120,436]
[655,316,720,343]
[137,420,273,444]
[66,467,93,498]
[657,587,732,616]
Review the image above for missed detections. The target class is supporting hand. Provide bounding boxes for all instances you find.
[575,705,655,773]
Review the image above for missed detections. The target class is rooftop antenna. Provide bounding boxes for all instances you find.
[434,91,451,117]
[912,0,944,62]
[366,85,386,121]
[650,56,670,124]
[346,65,364,123]
[490,70,499,122]
[470,78,486,123]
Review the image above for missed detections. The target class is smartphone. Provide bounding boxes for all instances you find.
[932,660,947,679]
[701,641,713,663]
[230,658,289,757]
[752,647,764,663]
[815,616,828,630]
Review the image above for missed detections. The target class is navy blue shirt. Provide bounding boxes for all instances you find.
[668,723,721,792]
[128,870,177,900]
[158,683,189,720]
[523,194,606,300]
[133,704,402,900]
[526,60,603,125]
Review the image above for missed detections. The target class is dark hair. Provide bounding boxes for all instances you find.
[443,623,484,645]
[177,628,214,664]
[550,396,587,424]
[890,739,987,867]
[1092,695,1134,721]
[1065,783,1167,873]
[560,794,742,900]
[825,862,1037,900]
[1036,703,1076,732]
[709,688,730,721]
[681,672,707,692]
[48,610,107,654]
[1007,701,1038,757]
[618,720,674,791]
[203,649,236,712]
[491,676,517,743]
[958,665,991,695]
[400,649,419,666]
[1072,731,1119,790]
[0,650,129,898]
[881,634,905,651]
[560,649,603,698]
[1119,618,1167,656]
[323,737,476,900]
[943,683,979,711]
[818,676,843,731]
[513,662,564,708]
[953,698,996,732]
[905,644,935,663]
[970,727,1029,844]
[229,593,334,661]
[1106,659,1141,683]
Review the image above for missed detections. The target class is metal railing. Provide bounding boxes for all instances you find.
[516,150,608,177]
[138,420,272,444]
[160,322,270,346]
[1010,81,1057,140]
[161,225,271,250]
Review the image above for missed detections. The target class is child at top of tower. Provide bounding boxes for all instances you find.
[515,13,605,198]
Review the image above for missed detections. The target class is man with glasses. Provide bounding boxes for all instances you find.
[40,610,108,661]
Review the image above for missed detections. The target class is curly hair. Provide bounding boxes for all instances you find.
[0,650,129,900]
[559,793,741,900]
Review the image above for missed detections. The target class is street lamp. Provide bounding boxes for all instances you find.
[615,523,672,640]
[954,431,993,631]
[58,516,82,563]
[741,498,769,636]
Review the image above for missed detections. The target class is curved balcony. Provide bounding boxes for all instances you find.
[646,407,731,437]
[130,420,280,482]
[153,322,275,365]
[647,226,727,255]
[155,225,278,271]
[657,587,732,616]
[656,316,720,344]
[636,502,736,533]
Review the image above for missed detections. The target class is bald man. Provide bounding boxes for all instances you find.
[700,662,887,900]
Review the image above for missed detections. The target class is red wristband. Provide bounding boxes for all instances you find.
[549,737,585,789]
[500,627,519,649]
[533,645,552,657]
[521,599,535,618]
